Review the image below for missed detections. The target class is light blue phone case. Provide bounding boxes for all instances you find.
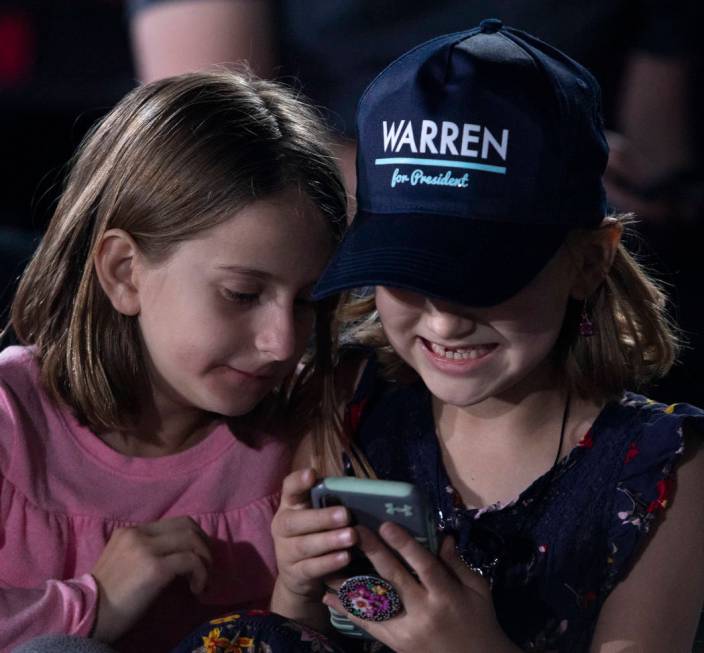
[311,476,437,639]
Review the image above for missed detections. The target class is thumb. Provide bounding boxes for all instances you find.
[280,468,318,509]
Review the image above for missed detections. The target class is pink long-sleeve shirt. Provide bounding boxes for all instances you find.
[0,346,292,651]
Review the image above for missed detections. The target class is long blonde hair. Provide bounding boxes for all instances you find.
[7,69,347,434]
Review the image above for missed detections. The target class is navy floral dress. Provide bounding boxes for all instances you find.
[347,355,704,652]
[173,355,703,653]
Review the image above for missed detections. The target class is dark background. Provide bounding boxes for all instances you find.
[0,0,134,311]
[1,0,702,406]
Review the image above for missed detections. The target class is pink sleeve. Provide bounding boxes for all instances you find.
[0,354,98,646]
[0,573,98,648]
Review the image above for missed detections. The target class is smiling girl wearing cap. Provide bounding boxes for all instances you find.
[266,19,704,653]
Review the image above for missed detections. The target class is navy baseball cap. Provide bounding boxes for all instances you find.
[313,18,609,307]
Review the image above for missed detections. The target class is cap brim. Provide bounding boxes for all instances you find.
[313,210,570,307]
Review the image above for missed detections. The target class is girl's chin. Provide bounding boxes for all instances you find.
[201,390,272,418]
[420,377,491,407]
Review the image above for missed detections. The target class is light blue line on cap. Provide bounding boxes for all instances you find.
[375,157,506,174]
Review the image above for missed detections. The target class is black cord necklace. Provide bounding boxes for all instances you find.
[552,390,571,468]
[438,391,572,584]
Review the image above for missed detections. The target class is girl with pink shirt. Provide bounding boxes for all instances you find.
[0,69,345,651]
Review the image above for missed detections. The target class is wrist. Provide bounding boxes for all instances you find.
[270,578,328,629]
[90,574,118,643]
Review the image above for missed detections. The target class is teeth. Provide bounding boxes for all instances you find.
[429,342,492,360]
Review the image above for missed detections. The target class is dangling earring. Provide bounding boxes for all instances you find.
[579,301,594,337]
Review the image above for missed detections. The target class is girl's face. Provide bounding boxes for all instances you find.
[134,188,333,421]
[375,246,577,408]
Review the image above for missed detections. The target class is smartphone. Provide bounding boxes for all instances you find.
[310,476,438,638]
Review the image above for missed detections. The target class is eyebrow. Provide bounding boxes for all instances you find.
[214,265,273,280]
[214,265,319,292]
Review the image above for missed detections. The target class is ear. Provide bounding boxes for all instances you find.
[93,229,142,316]
[569,220,623,300]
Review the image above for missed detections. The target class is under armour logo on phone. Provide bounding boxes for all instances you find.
[385,503,413,517]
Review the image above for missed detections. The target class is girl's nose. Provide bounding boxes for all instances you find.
[424,299,476,340]
[255,305,298,362]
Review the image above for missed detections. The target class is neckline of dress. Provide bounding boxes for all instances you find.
[420,386,618,517]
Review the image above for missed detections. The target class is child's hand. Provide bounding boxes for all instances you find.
[270,468,357,620]
[323,523,520,653]
[91,516,212,642]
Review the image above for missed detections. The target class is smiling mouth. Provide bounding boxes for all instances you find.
[421,338,497,361]
[226,366,275,380]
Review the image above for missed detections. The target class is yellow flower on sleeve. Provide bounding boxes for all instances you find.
[210,614,241,625]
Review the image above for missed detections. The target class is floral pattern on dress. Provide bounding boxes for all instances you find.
[171,610,343,653]
[344,355,704,653]
[170,382,704,653]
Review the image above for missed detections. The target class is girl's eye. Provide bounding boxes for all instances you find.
[222,289,259,305]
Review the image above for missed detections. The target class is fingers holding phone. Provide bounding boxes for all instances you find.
[271,469,357,602]
[324,525,500,653]
[309,477,439,639]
